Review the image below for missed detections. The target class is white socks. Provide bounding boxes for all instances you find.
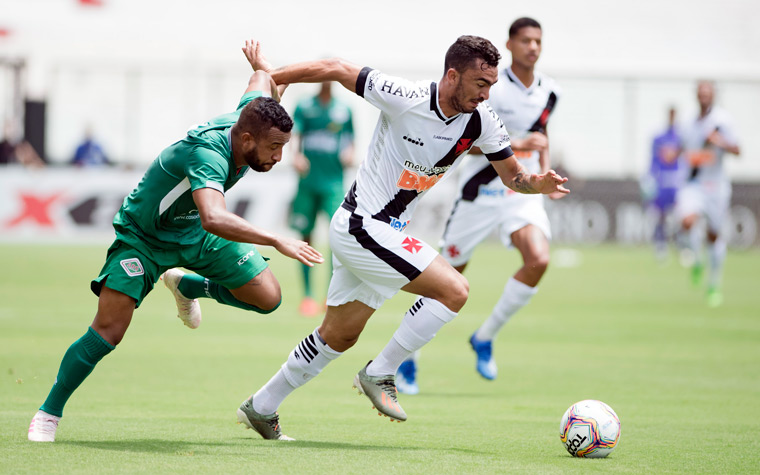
[253,328,341,415]
[475,277,537,341]
[367,297,457,377]
[707,239,726,288]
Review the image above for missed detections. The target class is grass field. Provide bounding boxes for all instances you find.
[1,242,759,473]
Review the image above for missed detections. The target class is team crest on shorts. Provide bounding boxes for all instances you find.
[402,237,422,254]
[120,258,145,277]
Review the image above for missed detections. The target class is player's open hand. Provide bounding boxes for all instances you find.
[521,132,549,152]
[242,39,273,73]
[537,169,569,195]
[274,236,324,267]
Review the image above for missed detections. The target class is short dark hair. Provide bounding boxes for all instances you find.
[509,17,541,38]
[236,96,293,139]
[444,35,501,74]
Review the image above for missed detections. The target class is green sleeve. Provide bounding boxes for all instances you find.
[237,90,264,111]
[185,146,229,194]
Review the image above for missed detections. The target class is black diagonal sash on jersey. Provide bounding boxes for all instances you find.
[528,91,557,134]
[367,112,483,224]
[460,91,557,202]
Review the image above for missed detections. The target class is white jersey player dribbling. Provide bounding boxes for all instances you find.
[329,67,512,309]
[237,36,569,439]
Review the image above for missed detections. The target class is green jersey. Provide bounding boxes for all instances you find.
[293,96,353,188]
[114,91,262,248]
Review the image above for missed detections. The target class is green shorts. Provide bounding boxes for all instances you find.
[91,231,269,308]
[289,182,345,236]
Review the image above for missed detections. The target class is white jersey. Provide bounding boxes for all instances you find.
[681,106,739,185]
[341,67,513,228]
[455,67,560,205]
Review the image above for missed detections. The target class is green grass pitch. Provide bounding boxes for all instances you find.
[1,242,759,473]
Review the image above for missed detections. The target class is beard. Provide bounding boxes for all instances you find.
[243,144,270,172]
[449,80,479,114]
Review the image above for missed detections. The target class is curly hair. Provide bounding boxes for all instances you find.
[444,35,501,75]
[236,96,293,139]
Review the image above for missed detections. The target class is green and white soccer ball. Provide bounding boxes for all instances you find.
[560,399,621,458]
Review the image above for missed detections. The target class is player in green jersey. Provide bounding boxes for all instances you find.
[27,41,323,443]
[289,82,355,316]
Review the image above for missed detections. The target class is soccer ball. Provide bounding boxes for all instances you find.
[559,399,621,458]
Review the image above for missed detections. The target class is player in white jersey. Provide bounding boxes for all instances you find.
[396,18,563,393]
[236,37,569,440]
[675,81,740,307]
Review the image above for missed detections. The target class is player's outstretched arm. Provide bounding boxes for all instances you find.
[242,40,287,100]
[268,58,363,93]
[241,40,362,93]
[244,70,282,102]
[193,188,324,266]
[491,155,569,195]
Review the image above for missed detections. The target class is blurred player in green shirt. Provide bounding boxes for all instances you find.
[289,82,354,316]
[27,41,323,443]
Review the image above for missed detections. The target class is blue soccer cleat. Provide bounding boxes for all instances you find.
[396,359,419,395]
[469,333,497,380]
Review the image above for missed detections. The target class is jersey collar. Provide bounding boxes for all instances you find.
[226,127,247,175]
[430,82,461,125]
[505,67,540,92]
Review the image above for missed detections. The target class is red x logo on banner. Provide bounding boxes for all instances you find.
[5,193,63,228]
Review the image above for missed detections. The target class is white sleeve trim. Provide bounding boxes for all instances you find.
[205,181,225,193]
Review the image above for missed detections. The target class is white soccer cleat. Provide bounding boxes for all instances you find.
[161,268,202,329]
[28,410,60,442]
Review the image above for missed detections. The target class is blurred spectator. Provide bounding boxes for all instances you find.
[675,81,741,307]
[642,107,683,261]
[288,82,354,317]
[0,119,45,168]
[71,127,110,167]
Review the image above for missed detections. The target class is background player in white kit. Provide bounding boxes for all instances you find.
[675,80,740,307]
[395,18,562,392]
[237,37,569,440]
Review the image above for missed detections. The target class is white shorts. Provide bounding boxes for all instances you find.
[440,193,551,267]
[675,180,731,233]
[326,207,439,309]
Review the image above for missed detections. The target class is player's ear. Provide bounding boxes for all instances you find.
[446,68,459,83]
[506,39,513,53]
[241,131,257,148]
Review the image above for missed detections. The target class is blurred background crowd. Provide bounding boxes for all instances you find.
[1,0,758,249]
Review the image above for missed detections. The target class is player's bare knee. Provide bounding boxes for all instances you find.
[444,274,469,312]
[530,254,550,275]
[318,325,360,352]
[91,319,127,346]
[257,296,282,314]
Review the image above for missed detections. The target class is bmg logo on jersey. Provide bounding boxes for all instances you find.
[389,217,410,231]
[396,169,444,192]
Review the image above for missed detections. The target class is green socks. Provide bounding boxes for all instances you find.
[300,263,312,297]
[40,327,115,417]
[177,273,280,314]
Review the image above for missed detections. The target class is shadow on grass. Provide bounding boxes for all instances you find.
[61,439,234,454]
[250,439,488,455]
[62,437,487,455]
